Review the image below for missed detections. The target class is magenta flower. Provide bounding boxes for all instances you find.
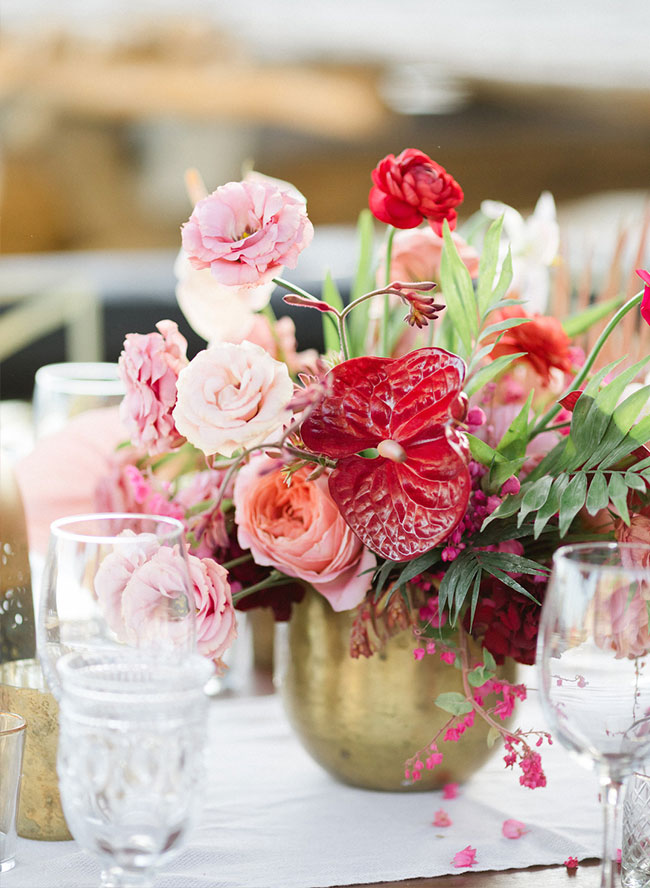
[452,846,477,868]
[637,269,650,326]
[181,179,313,287]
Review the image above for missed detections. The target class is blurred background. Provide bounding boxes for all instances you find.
[1,0,649,401]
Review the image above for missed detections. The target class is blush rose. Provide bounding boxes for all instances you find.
[172,340,294,458]
[233,456,376,611]
[181,179,314,287]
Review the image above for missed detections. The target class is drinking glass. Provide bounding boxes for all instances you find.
[56,649,213,888]
[37,514,197,700]
[33,362,125,439]
[0,712,26,873]
[537,542,650,888]
[622,770,650,887]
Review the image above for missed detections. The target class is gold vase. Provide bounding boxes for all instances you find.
[279,591,516,792]
[0,659,71,841]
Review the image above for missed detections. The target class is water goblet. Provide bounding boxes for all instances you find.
[37,513,197,700]
[33,362,125,439]
[537,542,650,888]
[56,649,213,888]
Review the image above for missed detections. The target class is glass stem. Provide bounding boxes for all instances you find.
[599,772,623,888]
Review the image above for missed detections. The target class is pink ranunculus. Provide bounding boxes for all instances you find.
[233,456,376,611]
[174,249,274,344]
[118,320,188,455]
[181,179,314,287]
[383,226,479,286]
[172,340,294,458]
[94,535,194,650]
[187,553,237,663]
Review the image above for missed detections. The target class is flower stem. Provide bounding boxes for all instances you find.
[531,290,642,438]
[232,570,288,602]
[272,277,319,302]
[381,226,396,356]
[222,554,253,570]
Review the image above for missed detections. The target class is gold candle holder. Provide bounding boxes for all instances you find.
[0,659,71,841]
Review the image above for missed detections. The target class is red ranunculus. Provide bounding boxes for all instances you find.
[300,348,471,562]
[488,306,573,384]
[369,149,463,234]
[467,578,543,666]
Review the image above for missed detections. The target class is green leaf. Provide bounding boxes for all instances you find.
[562,295,624,338]
[477,551,550,577]
[321,271,343,353]
[518,475,554,526]
[347,210,375,357]
[481,565,540,603]
[488,457,527,491]
[468,663,496,687]
[625,470,647,492]
[585,471,609,515]
[438,551,479,620]
[434,692,473,716]
[608,472,630,525]
[487,725,501,748]
[466,433,498,467]
[559,472,588,536]
[534,475,569,538]
[497,392,534,460]
[486,247,513,311]
[439,220,479,357]
[465,352,527,398]
[480,490,524,529]
[476,215,504,315]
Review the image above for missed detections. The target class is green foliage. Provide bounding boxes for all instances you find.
[467,649,497,687]
[347,210,375,357]
[435,691,473,716]
[321,272,344,353]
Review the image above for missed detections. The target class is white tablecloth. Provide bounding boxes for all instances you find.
[6,691,603,888]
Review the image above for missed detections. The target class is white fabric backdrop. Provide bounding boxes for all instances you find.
[6,690,603,888]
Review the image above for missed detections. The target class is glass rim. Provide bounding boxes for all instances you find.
[49,513,186,545]
[0,711,27,735]
[34,362,124,395]
[552,541,650,573]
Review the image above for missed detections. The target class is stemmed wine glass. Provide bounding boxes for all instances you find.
[537,542,650,888]
[37,513,197,700]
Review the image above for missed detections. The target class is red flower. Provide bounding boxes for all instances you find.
[467,577,543,666]
[300,348,471,562]
[369,149,464,234]
[488,306,573,384]
[637,269,650,327]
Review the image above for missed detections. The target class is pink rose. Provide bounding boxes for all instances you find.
[95,535,194,650]
[382,226,479,286]
[118,320,188,455]
[593,584,650,659]
[172,341,294,457]
[181,179,314,287]
[233,456,375,611]
[187,553,237,663]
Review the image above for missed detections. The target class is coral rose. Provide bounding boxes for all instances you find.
[385,226,479,285]
[187,553,237,663]
[233,456,376,611]
[181,179,314,287]
[488,306,573,384]
[118,320,188,455]
[172,340,294,458]
[369,149,463,234]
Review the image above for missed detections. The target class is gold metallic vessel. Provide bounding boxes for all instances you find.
[279,591,515,791]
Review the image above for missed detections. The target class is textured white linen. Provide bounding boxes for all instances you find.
[6,690,602,888]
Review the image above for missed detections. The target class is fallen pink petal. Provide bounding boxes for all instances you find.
[433,809,452,828]
[443,782,459,799]
[452,846,477,868]
[502,819,528,839]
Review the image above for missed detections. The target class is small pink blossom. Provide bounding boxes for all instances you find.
[426,752,443,769]
[518,749,546,789]
[452,846,477,868]
[466,406,486,427]
[500,476,521,496]
[443,782,459,799]
[433,809,452,827]
[440,650,456,665]
[617,848,622,864]
[502,819,528,839]
[181,179,313,287]
[413,647,425,660]
[119,320,188,455]
[426,641,436,655]
[564,856,579,871]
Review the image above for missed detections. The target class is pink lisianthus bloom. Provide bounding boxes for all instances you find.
[181,179,314,287]
[233,456,376,611]
[118,320,188,455]
[94,534,194,650]
[187,553,237,664]
[172,340,294,458]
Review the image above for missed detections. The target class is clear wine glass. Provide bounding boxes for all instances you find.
[537,542,650,888]
[56,649,213,888]
[37,513,197,700]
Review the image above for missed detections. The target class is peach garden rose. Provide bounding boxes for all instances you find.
[172,340,294,458]
[233,456,376,611]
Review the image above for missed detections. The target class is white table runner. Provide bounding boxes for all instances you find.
[7,690,603,888]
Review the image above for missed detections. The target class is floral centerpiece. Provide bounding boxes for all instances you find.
[106,148,650,791]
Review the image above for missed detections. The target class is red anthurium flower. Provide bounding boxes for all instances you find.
[300,348,471,562]
[637,269,650,327]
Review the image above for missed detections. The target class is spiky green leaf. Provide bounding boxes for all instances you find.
[559,471,588,536]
